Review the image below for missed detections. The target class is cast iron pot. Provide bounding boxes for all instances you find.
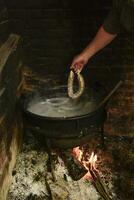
[20,81,122,143]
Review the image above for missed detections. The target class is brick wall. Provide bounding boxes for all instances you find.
[4,0,134,75]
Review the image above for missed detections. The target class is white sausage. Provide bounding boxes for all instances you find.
[68,70,85,99]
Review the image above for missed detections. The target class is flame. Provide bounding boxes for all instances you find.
[72,147,98,179]
[89,152,97,171]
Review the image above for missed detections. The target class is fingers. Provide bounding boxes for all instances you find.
[71,63,83,73]
[70,54,87,73]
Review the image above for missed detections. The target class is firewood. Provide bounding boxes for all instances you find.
[45,173,69,200]
[61,151,88,181]
[45,139,56,182]
[89,169,111,200]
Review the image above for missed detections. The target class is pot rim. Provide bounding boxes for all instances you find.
[22,102,106,121]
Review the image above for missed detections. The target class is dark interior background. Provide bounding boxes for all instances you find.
[3,0,133,76]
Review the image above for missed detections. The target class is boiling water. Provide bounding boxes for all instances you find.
[27,96,96,118]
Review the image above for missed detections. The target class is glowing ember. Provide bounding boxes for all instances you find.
[72,147,98,179]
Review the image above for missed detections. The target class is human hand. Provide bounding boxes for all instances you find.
[71,52,89,73]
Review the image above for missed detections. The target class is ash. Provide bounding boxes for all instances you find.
[7,131,133,200]
[7,132,49,200]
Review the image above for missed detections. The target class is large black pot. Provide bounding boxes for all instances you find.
[20,81,122,144]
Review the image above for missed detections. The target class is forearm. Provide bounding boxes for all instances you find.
[82,26,117,59]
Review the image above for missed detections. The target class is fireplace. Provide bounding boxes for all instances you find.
[0,0,133,200]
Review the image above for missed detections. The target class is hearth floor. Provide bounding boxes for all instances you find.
[7,131,134,200]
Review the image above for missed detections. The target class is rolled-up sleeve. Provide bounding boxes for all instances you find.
[103,0,121,34]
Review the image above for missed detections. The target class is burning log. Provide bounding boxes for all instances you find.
[61,150,88,181]
[89,167,112,200]
[73,147,112,200]
[46,139,111,199]
[45,139,88,181]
